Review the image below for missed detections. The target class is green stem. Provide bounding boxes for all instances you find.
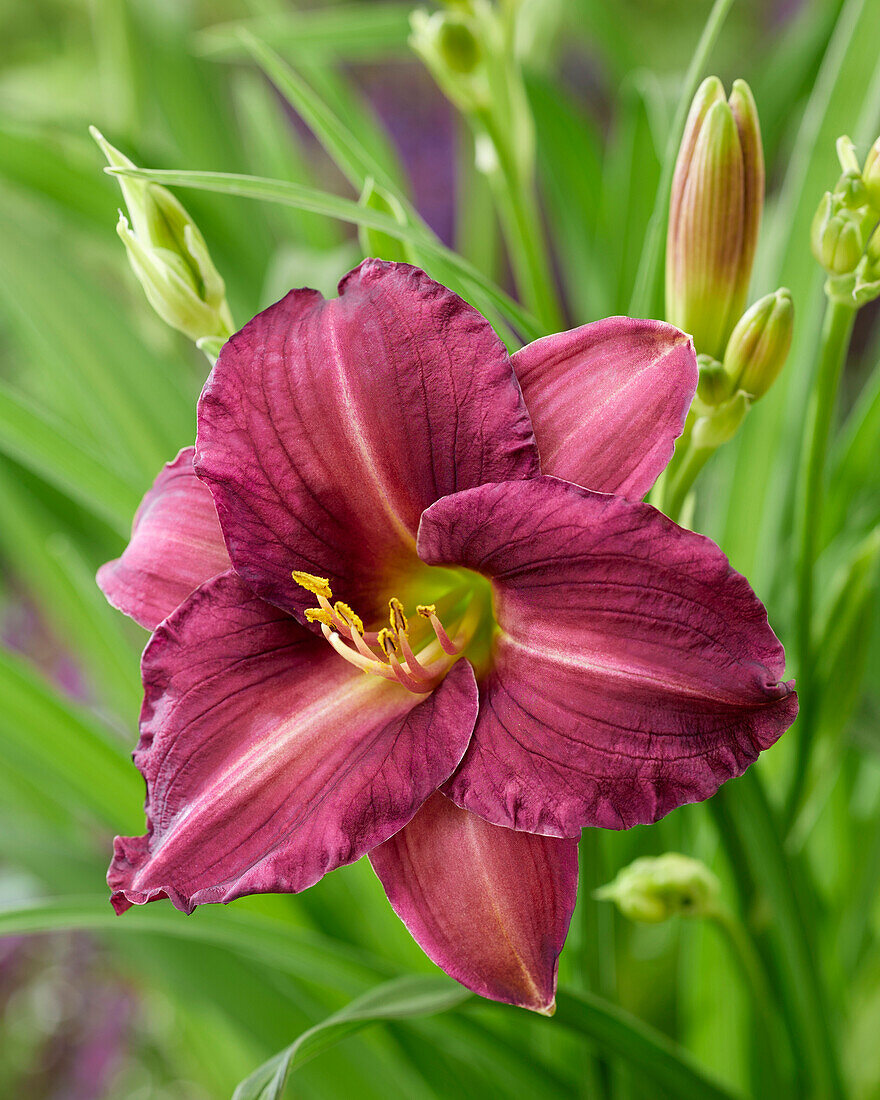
[712,772,844,1099]
[577,829,612,1100]
[478,109,563,332]
[711,908,791,1099]
[628,0,735,317]
[664,441,713,524]
[785,297,856,827]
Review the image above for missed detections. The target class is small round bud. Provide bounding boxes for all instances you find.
[437,14,481,73]
[695,354,733,409]
[723,288,793,400]
[594,854,721,923]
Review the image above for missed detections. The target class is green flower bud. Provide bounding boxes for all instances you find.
[835,169,870,210]
[723,288,793,400]
[666,77,764,359]
[409,9,487,113]
[595,854,721,924]
[694,354,733,410]
[691,391,750,449]
[811,194,866,275]
[91,127,233,348]
[836,134,861,176]
[864,137,880,211]
[437,14,481,73]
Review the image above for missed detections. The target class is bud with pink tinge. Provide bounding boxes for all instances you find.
[666,78,764,360]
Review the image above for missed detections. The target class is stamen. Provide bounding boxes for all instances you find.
[417,604,459,655]
[387,648,435,693]
[334,601,364,635]
[295,574,476,696]
[389,597,408,634]
[395,628,432,680]
[292,571,333,599]
[320,624,395,681]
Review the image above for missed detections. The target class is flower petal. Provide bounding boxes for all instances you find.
[369,793,577,1013]
[108,571,478,914]
[418,477,798,836]
[195,260,539,625]
[97,447,230,630]
[512,319,696,499]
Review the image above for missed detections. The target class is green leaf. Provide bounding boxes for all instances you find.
[553,989,743,1100]
[0,647,142,829]
[105,165,543,344]
[0,895,394,995]
[0,379,141,534]
[197,5,414,63]
[239,33,404,201]
[710,772,846,1099]
[232,976,470,1100]
[358,178,412,263]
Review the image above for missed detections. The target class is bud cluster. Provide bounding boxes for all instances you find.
[811,135,880,305]
[91,128,234,356]
[409,0,534,185]
[595,854,721,924]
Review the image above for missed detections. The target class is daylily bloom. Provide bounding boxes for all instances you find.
[99,260,797,1013]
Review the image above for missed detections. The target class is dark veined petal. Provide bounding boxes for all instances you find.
[195,260,539,626]
[108,571,478,914]
[512,319,696,500]
[419,478,797,836]
[369,793,577,1013]
[97,447,230,630]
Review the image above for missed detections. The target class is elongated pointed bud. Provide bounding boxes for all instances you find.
[595,854,721,923]
[666,78,764,360]
[728,81,764,314]
[723,288,793,400]
[91,127,233,349]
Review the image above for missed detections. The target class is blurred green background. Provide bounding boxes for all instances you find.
[1,1,879,1097]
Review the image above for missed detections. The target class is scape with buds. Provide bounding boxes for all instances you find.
[811,134,880,305]
[91,128,234,356]
[666,77,764,360]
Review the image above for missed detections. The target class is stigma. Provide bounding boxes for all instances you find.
[292,571,475,694]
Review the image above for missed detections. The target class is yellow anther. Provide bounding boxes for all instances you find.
[377,628,399,657]
[305,607,334,626]
[416,604,436,618]
[333,601,364,634]
[389,597,408,634]
[291,571,333,598]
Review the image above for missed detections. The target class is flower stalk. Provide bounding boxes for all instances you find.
[410,2,562,331]
[786,132,880,826]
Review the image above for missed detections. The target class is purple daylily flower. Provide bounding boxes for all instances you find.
[99,260,797,1014]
